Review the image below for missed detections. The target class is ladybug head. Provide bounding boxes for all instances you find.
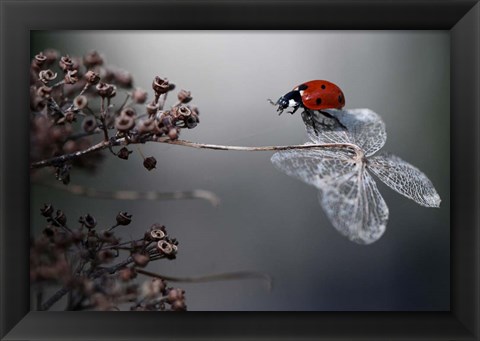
[269,90,302,115]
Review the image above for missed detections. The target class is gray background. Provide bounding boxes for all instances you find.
[31,31,450,311]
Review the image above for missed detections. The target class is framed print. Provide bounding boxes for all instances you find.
[1,0,479,340]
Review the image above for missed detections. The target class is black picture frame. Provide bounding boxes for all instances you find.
[1,0,479,340]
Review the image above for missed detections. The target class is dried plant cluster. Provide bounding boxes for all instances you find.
[29,50,198,310]
[30,49,200,183]
[31,204,187,311]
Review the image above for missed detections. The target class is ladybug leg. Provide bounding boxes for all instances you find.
[318,110,347,130]
[287,105,300,115]
[301,109,320,135]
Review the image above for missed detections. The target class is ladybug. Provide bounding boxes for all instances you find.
[269,80,345,115]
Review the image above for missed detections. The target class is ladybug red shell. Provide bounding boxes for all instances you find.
[270,80,345,115]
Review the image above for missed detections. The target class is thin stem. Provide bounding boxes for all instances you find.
[99,98,109,142]
[136,268,273,291]
[40,286,69,311]
[36,288,44,311]
[41,256,135,311]
[30,138,362,170]
[65,129,102,141]
[164,139,362,154]
[78,83,90,97]
[31,140,111,169]
[52,80,65,88]
[117,93,131,114]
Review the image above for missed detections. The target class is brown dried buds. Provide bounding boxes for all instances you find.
[38,69,57,83]
[152,76,171,95]
[115,107,136,133]
[117,147,133,160]
[64,69,79,85]
[177,89,192,104]
[116,211,132,226]
[96,82,117,99]
[59,55,74,72]
[132,88,148,104]
[143,156,157,171]
[83,50,104,68]
[82,116,97,133]
[84,70,101,85]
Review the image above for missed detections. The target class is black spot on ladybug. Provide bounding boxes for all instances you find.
[321,84,326,89]
[298,84,308,90]
[338,95,343,103]
[316,98,322,105]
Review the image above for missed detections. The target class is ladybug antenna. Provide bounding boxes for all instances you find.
[267,98,277,106]
[267,98,285,115]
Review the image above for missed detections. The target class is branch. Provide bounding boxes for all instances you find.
[35,182,221,207]
[136,268,273,291]
[30,137,363,170]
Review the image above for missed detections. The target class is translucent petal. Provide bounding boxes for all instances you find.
[319,167,389,244]
[271,150,389,244]
[368,153,441,207]
[304,108,387,157]
[271,149,355,188]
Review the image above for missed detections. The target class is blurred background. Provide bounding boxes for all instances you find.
[31,31,450,311]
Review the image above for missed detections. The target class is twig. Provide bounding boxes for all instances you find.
[30,138,362,169]
[136,268,273,291]
[35,182,221,207]
[41,256,135,311]
[39,286,69,311]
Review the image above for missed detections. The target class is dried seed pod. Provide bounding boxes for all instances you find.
[151,278,166,294]
[173,105,192,118]
[64,69,79,84]
[116,211,132,226]
[185,115,198,129]
[171,299,187,311]
[146,101,159,117]
[74,95,88,109]
[146,229,166,241]
[119,267,137,281]
[59,55,74,71]
[115,115,135,132]
[132,88,148,104]
[120,107,136,118]
[96,82,117,98]
[150,223,167,232]
[36,85,52,99]
[83,50,104,68]
[63,111,76,123]
[43,49,59,65]
[137,118,157,135]
[82,116,97,133]
[84,70,100,85]
[117,147,133,160]
[168,128,179,140]
[54,210,67,226]
[40,203,54,217]
[167,288,185,303]
[38,69,57,83]
[34,52,47,68]
[177,89,192,103]
[143,156,157,171]
[156,240,174,255]
[114,69,133,88]
[132,253,150,267]
[97,250,115,264]
[152,76,170,95]
[82,214,97,229]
